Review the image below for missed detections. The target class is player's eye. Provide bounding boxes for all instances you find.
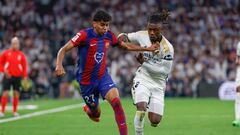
[100,23,109,27]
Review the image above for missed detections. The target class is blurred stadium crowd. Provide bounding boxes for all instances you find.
[0,0,239,99]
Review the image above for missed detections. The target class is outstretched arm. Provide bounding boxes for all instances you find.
[120,42,158,52]
[117,33,159,52]
[55,41,75,77]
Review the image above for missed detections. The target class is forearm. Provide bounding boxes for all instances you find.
[22,66,28,78]
[22,55,28,78]
[56,47,66,66]
[122,43,151,51]
[56,41,74,66]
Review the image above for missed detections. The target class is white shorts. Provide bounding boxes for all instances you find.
[236,67,240,87]
[131,69,166,115]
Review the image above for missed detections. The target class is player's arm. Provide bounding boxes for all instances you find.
[21,53,28,80]
[117,33,158,51]
[0,51,10,78]
[113,33,158,52]
[55,30,86,77]
[120,42,158,52]
[55,41,75,77]
[0,51,5,73]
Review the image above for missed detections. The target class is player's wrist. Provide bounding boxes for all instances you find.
[145,47,153,51]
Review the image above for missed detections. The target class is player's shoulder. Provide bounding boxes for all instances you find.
[105,30,116,38]
[128,30,148,40]
[2,49,10,54]
[161,35,174,52]
[106,30,115,35]
[76,28,92,36]
[135,30,148,36]
[74,28,91,40]
[79,28,91,34]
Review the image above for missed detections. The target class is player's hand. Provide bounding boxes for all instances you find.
[23,77,28,82]
[55,65,66,77]
[147,42,160,53]
[135,53,144,64]
[4,70,11,79]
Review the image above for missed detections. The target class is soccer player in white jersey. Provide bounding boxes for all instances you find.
[233,41,240,127]
[118,10,174,134]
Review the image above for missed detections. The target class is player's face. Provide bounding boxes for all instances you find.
[147,23,162,43]
[93,21,110,35]
[11,37,20,51]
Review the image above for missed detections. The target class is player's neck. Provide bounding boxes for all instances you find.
[10,48,17,51]
[93,28,104,36]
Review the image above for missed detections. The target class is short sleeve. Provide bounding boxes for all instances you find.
[127,32,139,43]
[110,31,119,47]
[70,30,87,47]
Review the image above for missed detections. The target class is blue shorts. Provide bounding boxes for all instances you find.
[79,73,116,110]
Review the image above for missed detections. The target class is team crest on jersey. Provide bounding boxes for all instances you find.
[94,52,104,63]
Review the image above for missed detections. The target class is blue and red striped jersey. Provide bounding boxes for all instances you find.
[70,27,119,85]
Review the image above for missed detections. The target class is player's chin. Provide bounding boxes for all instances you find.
[150,37,157,42]
[102,30,107,34]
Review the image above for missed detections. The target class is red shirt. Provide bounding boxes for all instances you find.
[0,49,28,78]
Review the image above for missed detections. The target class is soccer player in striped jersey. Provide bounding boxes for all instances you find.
[233,41,240,127]
[55,10,158,135]
[118,10,174,135]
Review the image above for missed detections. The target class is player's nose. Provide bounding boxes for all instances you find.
[149,30,155,35]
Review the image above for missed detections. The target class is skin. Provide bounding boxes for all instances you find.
[147,23,163,44]
[55,20,159,115]
[135,22,165,126]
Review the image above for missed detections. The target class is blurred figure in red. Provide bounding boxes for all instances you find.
[0,37,28,117]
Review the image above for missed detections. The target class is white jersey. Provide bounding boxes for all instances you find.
[128,31,174,115]
[127,30,174,81]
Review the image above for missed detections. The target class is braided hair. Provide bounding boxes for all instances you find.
[148,9,170,25]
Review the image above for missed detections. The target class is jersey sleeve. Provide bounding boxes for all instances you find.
[110,31,119,47]
[70,30,87,47]
[127,32,139,43]
[21,52,28,78]
[0,51,6,72]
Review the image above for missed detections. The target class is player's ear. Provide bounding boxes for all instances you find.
[92,21,97,28]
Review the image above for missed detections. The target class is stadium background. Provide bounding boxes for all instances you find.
[0,0,239,99]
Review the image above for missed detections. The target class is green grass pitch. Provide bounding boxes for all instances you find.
[0,98,239,135]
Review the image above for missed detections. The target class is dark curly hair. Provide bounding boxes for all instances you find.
[148,9,170,24]
[93,10,112,22]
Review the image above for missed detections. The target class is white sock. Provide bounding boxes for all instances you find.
[235,92,240,120]
[134,111,145,135]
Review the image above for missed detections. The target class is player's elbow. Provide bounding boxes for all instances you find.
[117,33,129,41]
[59,45,69,54]
[117,33,130,45]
